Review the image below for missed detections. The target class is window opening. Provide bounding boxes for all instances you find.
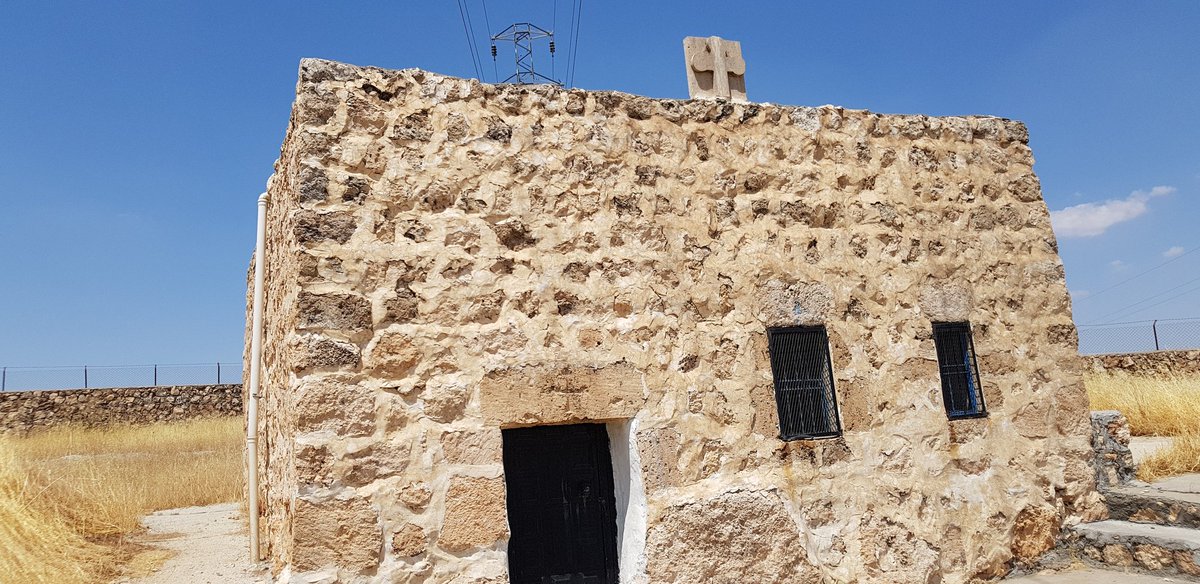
[766,325,842,440]
[932,321,987,419]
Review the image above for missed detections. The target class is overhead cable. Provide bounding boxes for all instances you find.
[1079,244,1200,302]
[455,0,483,80]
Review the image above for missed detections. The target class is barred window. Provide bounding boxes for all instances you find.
[932,322,987,419]
[766,326,842,440]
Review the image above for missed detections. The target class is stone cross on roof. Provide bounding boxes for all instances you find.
[683,36,747,102]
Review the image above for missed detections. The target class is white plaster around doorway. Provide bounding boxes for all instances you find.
[608,419,649,583]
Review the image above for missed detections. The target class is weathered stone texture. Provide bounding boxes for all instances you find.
[248,58,1097,582]
[438,476,509,552]
[646,490,811,583]
[1092,410,1136,489]
[292,496,382,575]
[0,384,241,435]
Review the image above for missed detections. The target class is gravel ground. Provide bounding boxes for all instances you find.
[117,503,267,584]
[1005,567,1185,583]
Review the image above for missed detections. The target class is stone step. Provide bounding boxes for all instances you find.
[1068,519,1200,580]
[1106,484,1200,528]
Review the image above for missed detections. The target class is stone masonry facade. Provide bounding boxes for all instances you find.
[0,384,242,435]
[249,58,1103,583]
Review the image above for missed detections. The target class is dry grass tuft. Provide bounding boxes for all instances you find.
[0,417,243,583]
[1138,432,1200,483]
[1085,373,1200,437]
[0,445,113,584]
[1086,372,1200,482]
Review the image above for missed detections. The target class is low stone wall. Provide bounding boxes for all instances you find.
[0,384,243,435]
[1085,350,1200,377]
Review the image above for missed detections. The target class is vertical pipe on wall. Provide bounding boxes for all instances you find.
[247,192,270,564]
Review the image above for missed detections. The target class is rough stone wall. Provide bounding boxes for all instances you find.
[1085,350,1200,377]
[251,58,1103,583]
[0,384,242,435]
[1090,410,1136,490]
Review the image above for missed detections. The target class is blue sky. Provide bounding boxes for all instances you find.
[1,1,1197,367]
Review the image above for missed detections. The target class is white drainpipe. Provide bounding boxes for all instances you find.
[247,191,269,563]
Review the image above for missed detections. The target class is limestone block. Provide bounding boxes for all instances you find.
[480,364,645,427]
[645,489,811,582]
[919,282,973,322]
[292,209,357,245]
[441,429,502,465]
[423,381,469,423]
[758,280,833,326]
[1175,551,1200,576]
[1133,543,1174,571]
[365,331,422,378]
[1102,544,1134,566]
[297,291,372,332]
[288,333,361,371]
[294,377,376,437]
[391,523,427,558]
[438,476,509,552]
[336,437,411,487]
[1010,504,1060,563]
[292,496,381,574]
[636,427,681,493]
[397,482,432,512]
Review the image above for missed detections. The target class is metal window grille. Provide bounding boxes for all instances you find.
[932,322,987,419]
[766,326,842,440]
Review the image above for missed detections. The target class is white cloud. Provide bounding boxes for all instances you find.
[1070,289,1091,299]
[1109,259,1127,270]
[1164,246,1186,258]
[1050,185,1175,238]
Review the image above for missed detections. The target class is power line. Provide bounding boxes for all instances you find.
[455,0,483,80]
[1103,282,1200,322]
[1078,243,1200,302]
[481,0,497,82]
[564,0,579,85]
[569,0,583,86]
[462,0,485,80]
[1094,273,1200,323]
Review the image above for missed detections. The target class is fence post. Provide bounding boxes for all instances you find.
[2,367,5,391]
[154,364,158,387]
[217,362,222,384]
[1152,320,1160,351]
[84,365,88,388]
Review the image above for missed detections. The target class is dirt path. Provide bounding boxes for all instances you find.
[116,503,268,584]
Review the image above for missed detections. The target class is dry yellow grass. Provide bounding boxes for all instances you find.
[0,417,243,584]
[1086,372,1200,436]
[1138,432,1200,483]
[1086,372,1200,482]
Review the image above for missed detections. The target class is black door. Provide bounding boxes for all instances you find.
[502,423,620,584]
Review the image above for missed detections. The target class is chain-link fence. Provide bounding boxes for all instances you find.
[1077,318,1200,355]
[0,362,243,392]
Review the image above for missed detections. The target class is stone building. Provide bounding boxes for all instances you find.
[247,58,1104,583]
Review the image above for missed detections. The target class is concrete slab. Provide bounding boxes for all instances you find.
[1005,567,1187,583]
[1155,474,1200,495]
[1130,436,1175,464]
[1074,519,1200,550]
